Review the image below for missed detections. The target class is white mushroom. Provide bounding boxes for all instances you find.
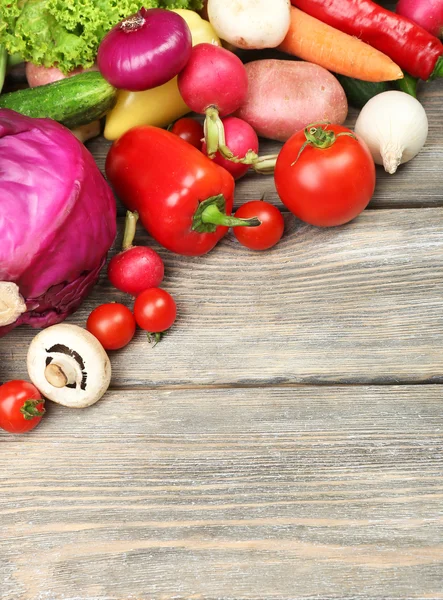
[27,324,111,408]
[0,282,27,326]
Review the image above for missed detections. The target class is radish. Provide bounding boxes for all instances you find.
[177,43,252,163]
[207,0,291,50]
[396,0,443,38]
[202,117,259,180]
[107,211,164,297]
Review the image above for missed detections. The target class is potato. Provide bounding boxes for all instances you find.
[235,59,348,142]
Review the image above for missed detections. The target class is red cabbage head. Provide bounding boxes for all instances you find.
[0,110,116,337]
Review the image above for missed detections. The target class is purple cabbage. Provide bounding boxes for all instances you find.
[0,109,116,337]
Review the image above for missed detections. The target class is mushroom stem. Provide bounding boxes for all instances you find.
[44,358,80,388]
[44,364,68,388]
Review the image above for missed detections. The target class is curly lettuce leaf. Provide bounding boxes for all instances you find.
[0,0,203,74]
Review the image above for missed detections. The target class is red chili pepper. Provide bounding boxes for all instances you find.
[292,0,443,80]
[105,126,260,256]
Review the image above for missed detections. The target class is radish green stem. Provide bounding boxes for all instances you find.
[122,210,139,250]
[204,106,261,165]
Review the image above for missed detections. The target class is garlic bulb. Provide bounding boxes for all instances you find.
[354,91,428,175]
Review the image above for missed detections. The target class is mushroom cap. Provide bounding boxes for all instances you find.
[27,323,112,408]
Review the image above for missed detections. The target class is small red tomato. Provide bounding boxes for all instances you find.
[87,303,136,350]
[134,288,177,337]
[233,201,285,250]
[274,124,376,227]
[0,380,45,434]
[170,117,203,149]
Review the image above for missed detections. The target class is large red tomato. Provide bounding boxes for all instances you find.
[274,124,376,227]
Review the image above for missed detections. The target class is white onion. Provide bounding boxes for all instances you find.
[207,0,291,50]
[354,91,428,174]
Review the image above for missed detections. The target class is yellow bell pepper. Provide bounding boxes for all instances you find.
[104,10,220,141]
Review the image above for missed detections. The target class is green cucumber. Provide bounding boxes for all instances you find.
[335,74,389,108]
[0,71,116,128]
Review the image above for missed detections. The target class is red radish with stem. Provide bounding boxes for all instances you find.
[107,211,164,296]
[396,0,443,38]
[202,117,259,179]
[177,43,252,162]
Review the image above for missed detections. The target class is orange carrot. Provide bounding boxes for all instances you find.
[278,7,403,82]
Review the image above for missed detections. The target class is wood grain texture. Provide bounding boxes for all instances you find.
[86,77,443,214]
[2,3,443,596]
[2,209,443,387]
[1,385,443,600]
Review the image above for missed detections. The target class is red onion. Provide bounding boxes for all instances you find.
[397,0,443,37]
[97,8,192,91]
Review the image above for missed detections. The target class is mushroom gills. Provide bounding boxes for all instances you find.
[27,324,111,408]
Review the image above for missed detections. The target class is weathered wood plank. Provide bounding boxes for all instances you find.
[1,385,442,600]
[86,75,443,213]
[2,208,443,387]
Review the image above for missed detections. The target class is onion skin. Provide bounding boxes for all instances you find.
[97,8,192,92]
[396,0,443,37]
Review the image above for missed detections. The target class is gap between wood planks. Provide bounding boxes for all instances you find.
[108,381,443,391]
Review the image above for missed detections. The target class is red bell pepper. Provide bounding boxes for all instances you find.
[105,126,259,256]
[292,0,443,80]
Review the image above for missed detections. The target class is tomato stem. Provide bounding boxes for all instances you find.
[147,331,163,346]
[291,124,357,166]
[122,210,139,250]
[20,399,45,420]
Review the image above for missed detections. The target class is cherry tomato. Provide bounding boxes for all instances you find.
[170,118,204,149]
[134,288,177,338]
[87,303,136,350]
[0,380,45,434]
[233,201,284,250]
[274,124,376,227]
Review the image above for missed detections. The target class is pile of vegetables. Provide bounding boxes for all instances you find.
[0,0,439,434]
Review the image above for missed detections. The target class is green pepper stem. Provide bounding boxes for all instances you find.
[430,56,443,80]
[396,72,418,98]
[201,203,261,228]
[122,210,139,250]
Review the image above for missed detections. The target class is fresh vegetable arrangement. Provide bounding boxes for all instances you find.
[0,1,437,434]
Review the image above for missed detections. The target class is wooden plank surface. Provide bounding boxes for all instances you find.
[2,2,443,596]
[2,208,443,387]
[1,386,443,599]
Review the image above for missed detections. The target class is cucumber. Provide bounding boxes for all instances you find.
[0,71,116,128]
[335,75,389,109]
